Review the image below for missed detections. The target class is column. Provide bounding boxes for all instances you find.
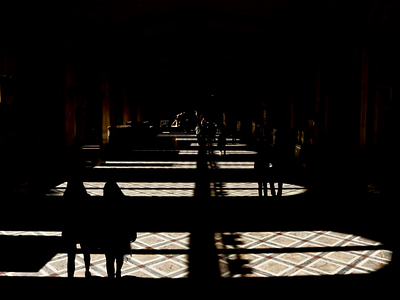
[359,45,369,152]
[65,39,77,149]
[122,84,130,125]
[101,62,111,145]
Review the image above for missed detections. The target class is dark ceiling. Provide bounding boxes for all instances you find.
[1,0,400,100]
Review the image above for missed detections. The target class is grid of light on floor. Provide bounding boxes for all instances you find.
[0,231,392,279]
[208,161,254,169]
[46,182,306,197]
[46,182,196,197]
[95,161,197,169]
[209,182,307,197]
[215,231,392,278]
[0,231,190,278]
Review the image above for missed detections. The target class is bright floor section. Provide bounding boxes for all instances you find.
[0,231,190,278]
[46,182,306,197]
[0,231,391,278]
[215,231,392,277]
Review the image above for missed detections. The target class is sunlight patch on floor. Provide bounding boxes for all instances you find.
[215,231,392,278]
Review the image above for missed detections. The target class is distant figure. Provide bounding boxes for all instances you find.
[218,126,227,155]
[230,121,239,144]
[102,182,137,279]
[206,122,216,147]
[195,124,203,146]
[255,144,275,197]
[62,180,93,278]
[299,136,317,189]
[235,121,241,144]
[271,128,293,197]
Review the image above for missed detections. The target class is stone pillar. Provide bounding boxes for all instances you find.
[101,62,111,145]
[359,45,369,152]
[136,105,143,123]
[122,84,130,125]
[65,39,77,149]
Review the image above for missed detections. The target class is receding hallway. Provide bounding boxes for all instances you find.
[1,0,399,297]
[0,132,396,297]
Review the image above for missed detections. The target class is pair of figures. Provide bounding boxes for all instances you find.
[63,181,136,279]
[255,145,284,197]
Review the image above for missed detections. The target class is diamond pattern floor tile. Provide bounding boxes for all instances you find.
[2,135,394,280]
[215,231,392,278]
[0,230,393,279]
[0,231,190,278]
[47,181,306,197]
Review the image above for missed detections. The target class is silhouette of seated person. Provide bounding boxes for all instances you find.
[255,144,276,197]
[62,180,93,278]
[102,181,137,279]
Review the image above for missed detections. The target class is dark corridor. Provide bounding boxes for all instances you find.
[1,0,399,297]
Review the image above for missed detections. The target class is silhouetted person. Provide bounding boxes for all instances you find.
[230,121,238,144]
[195,144,211,197]
[62,180,93,278]
[195,124,204,146]
[102,182,136,278]
[271,128,293,197]
[300,137,314,167]
[255,144,275,197]
[300,136,318,190]
[218,126,227,155]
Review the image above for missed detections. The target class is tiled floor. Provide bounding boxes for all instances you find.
[0,230,391,278]
[46,182,197,197]
[97,161,198,169]
[46,182,306,197]
[47,134,305,197]
[215,231,392,278]
[46,136,278,197]
[0,231,190,278]
[2,134,393,280]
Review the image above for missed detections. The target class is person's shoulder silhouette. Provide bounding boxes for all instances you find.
[104,181,124,198]
[63,180,90,198]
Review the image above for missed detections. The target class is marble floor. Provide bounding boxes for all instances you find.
[47,135,299,197]
[1,134,393,280]
[46,181,306,197]
[215,230,392,278]
[0,230,391,278]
